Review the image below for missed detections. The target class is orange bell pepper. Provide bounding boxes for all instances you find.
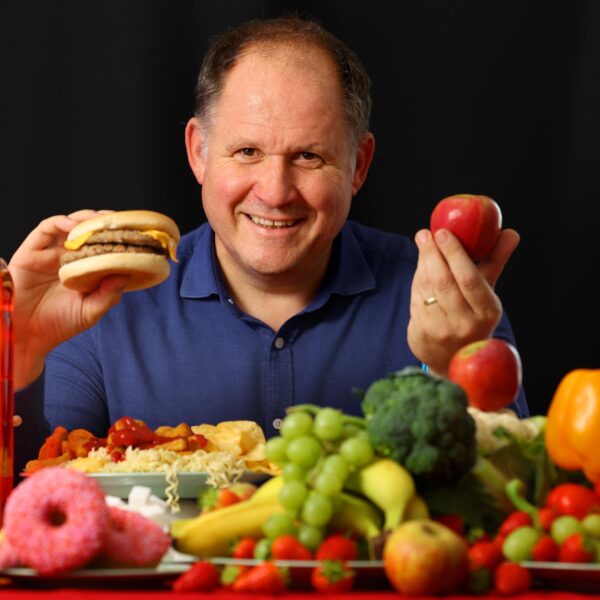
[545,369,600,483]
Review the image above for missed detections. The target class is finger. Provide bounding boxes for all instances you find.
[12,210,107,263]
[478,229,520,287]
[416,229,473,316]
[10,216,73,263]
[433,228,501,314]
[66,209,107,221]
[81,275,130,328]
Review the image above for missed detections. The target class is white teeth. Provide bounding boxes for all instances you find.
[250,216,296,228]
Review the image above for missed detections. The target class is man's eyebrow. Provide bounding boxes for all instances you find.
[225,138,256,151]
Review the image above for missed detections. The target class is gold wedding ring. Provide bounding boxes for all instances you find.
[424,296,438,306]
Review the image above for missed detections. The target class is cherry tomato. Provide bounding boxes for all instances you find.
[546,484,599,519]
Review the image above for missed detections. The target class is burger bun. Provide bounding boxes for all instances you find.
[59,252,171,293]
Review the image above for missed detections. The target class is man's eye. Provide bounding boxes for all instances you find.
[296,151,323,165]
[238,148,256,157]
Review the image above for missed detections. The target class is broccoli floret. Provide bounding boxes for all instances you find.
[362,367,477,490]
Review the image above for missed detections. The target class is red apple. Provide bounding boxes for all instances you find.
[430,194,502,260]
[448,338,522,412]
[383,518,469,595]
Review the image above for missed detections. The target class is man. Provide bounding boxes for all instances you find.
[9,17,526,474]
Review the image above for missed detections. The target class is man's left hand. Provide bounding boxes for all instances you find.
[407,227,520,376]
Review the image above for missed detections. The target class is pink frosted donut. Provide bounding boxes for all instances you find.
[0,535,21,569]
[97,506,171,567]
[3,467,109,575]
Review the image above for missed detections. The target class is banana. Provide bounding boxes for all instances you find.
[404,494,430,520]
[329,491,384,539]
[345,457,415,531]
[171,495,283,557]
[249,475,284,502]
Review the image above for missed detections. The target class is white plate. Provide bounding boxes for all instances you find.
[0,564,189,588]
[89,471,268,499]
[0,560,386,589]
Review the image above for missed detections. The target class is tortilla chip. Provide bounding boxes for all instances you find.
[191,420,267,461]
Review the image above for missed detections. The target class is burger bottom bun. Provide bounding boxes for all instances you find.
[58,253,171,293]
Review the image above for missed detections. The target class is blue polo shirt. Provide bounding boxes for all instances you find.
[14,220,528,474]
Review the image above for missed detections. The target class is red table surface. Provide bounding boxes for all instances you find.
[0,590,597,599]
[0,593,594,599]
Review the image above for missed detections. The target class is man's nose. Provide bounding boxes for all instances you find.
[253,156,298,206]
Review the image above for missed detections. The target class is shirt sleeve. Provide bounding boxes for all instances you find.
[44,330,110,436]
[492,312,529,418]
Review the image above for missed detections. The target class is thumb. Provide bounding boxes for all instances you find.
[81,275,130,328]
[478,229,520,287]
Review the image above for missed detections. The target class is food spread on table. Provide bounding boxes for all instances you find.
[2,358,600,594]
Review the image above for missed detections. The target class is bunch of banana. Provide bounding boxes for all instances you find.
[171,480,284,557]
[171,457,427,558]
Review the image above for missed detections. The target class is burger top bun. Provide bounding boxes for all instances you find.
[59,210,180,293]
[66,210,180,244]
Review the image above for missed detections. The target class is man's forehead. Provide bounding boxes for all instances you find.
[228,42,338,85]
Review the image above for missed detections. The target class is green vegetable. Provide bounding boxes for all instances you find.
[423,420,588,534]
[361,367,477,490]
[422,455,512,533]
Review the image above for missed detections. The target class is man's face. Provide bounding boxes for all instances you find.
[188,44,373,283]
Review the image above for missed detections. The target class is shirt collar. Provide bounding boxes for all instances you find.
[180,224,221,299]
[179,222,376,301]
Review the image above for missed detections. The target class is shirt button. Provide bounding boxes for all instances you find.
[274,337,285,349]
[272,418,283,430]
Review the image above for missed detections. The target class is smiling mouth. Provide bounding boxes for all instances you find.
[249,215,298,229]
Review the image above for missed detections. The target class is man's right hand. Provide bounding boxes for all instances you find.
[8,210,129,389]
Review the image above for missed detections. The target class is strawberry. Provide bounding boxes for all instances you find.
[172,561,220,592]
[271,535,312,560]
[315,534,358,561]
[434,514,465,536]
[468,538,503,570]
[311,560,355,593]
[531,534,559,562]
[232,561,286,593]
[493,561,532,595]
[498,511,532,538]
[538,506,559,531]
[231,536,258,559]
[228,482,257,501]
[199,487,241,512]
[558,533,595,563]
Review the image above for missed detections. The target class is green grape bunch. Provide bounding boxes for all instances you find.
[264,404,374,549]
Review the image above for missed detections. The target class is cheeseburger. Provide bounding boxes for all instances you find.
[59,210,180,292]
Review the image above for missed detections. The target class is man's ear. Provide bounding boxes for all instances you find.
[185,117,207,184]
[351,132,375,196]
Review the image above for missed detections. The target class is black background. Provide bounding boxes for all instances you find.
[2,1,600,416]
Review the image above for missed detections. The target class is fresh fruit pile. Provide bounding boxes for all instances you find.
[262,404,375,549]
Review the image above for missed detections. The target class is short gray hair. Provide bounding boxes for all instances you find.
[194,16,372,148]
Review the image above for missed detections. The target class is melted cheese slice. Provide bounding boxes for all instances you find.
[64,229,178,261]
[64,232,93,251]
